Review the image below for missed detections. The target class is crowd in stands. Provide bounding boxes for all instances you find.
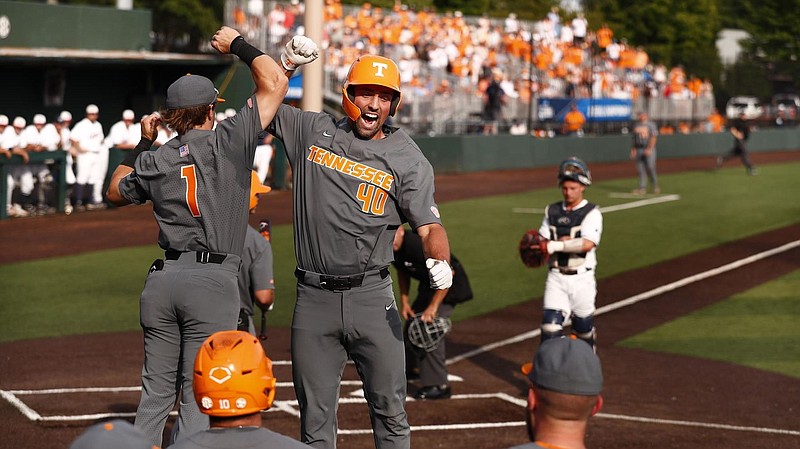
[232,0,716,133]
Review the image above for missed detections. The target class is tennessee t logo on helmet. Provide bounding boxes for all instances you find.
[372,62,388,77]
[342,55,402,121]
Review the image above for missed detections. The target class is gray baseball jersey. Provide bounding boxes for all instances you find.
[632,119,658,150]
[269,103,442,449]
[119,97,262,256]
[238,225,275,317]
[270,103,441,274]
[118,95,264,446]
[169,426,309,449]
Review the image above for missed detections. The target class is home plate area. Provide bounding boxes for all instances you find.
[2,362,530,441]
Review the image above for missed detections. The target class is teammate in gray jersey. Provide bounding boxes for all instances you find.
[268,53,454,449]
[237,171,275,335]
[106,26,302,446]
[170,330,307,449]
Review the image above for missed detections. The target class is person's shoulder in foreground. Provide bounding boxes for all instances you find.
[69,419,158,449]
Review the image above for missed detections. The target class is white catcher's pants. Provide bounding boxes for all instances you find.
[542,269,597,318]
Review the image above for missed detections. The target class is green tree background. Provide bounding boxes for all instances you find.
[22,0,800,100]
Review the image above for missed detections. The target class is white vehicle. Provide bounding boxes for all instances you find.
[725,96,764,119]
[771,93,800,119]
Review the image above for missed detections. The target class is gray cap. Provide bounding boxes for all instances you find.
[528,337,602,395]
[166,74,222,109]
[69,420,156,449]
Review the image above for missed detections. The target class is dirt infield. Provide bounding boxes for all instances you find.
[2,152,800,449]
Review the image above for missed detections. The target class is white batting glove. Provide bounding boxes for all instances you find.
[426,258,453,290]
[280,35,320,71]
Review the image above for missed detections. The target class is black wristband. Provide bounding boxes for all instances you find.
[230,35,264,67]
[120,137,154,168]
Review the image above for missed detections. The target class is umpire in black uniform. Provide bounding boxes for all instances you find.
[392,226,473,400]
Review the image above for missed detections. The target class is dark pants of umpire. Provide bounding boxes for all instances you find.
[404,294,455,388]
[721,140,754,170]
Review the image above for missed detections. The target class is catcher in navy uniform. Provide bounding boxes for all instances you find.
[392,226,472,400]
[520,158,603,351]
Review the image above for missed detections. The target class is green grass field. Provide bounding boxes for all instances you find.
[620,270,800,378]
[1,162,799,376]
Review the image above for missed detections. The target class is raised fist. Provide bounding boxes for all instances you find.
[280,35,320,71]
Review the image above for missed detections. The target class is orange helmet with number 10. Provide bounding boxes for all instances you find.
[193,330,276,417]
[342,55,402,121]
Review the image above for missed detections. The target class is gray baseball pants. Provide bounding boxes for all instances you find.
[635,148,658,190]
[134,254,241,447]
[291,270,410,449]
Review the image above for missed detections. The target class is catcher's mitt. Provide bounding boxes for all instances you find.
[407,314,452,352]
[519,229,548,268]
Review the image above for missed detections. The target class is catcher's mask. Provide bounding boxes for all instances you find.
[558,157,592,186]
[407,314,452,352]
[342,55,402,122]
[193,330,276,417]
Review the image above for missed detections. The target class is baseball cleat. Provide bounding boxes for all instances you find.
[413,384,451,400]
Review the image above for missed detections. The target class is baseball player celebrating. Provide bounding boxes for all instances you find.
[536,158,603,351]
[262,48,453,448]
[169,330,308,449]
[106,26,293,446]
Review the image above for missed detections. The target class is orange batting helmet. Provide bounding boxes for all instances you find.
[341,54,402,122]
[193,330,276,417]
[249,171,271,211]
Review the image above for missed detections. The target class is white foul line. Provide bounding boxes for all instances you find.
[512,194,680,214]
[3,382,799,436]
[3,240,799,436]
[597,413,800,436]
[446,239,800,365]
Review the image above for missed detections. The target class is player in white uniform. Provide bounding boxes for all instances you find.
[52,111,77,213]
[253,132,274,184]
[22,114,60,213]
[3,117,34,217]
[537,158,603,351]
[70,104,106,210]
[106,109,141,150]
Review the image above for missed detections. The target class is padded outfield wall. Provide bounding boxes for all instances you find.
[414,128,800,174]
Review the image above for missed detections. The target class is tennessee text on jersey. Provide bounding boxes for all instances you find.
[306,145,395,190]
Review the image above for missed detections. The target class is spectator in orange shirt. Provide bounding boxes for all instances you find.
[597,24,613,49]
[562,103,587,136]
[707,108,724,133]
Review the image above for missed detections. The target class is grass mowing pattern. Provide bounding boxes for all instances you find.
[619,270,800,379]
[1,162,798,344]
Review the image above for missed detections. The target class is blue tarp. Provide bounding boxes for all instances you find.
[537,98,633,122]
[286,73,302,100]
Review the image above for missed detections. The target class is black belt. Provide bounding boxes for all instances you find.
[295,267,390,291]
[552,267,592,275]
[165,249,227,264]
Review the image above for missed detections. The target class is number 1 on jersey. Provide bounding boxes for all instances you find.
[181,165,202,217]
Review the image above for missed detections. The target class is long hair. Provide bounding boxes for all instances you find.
[159,104,212,135]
